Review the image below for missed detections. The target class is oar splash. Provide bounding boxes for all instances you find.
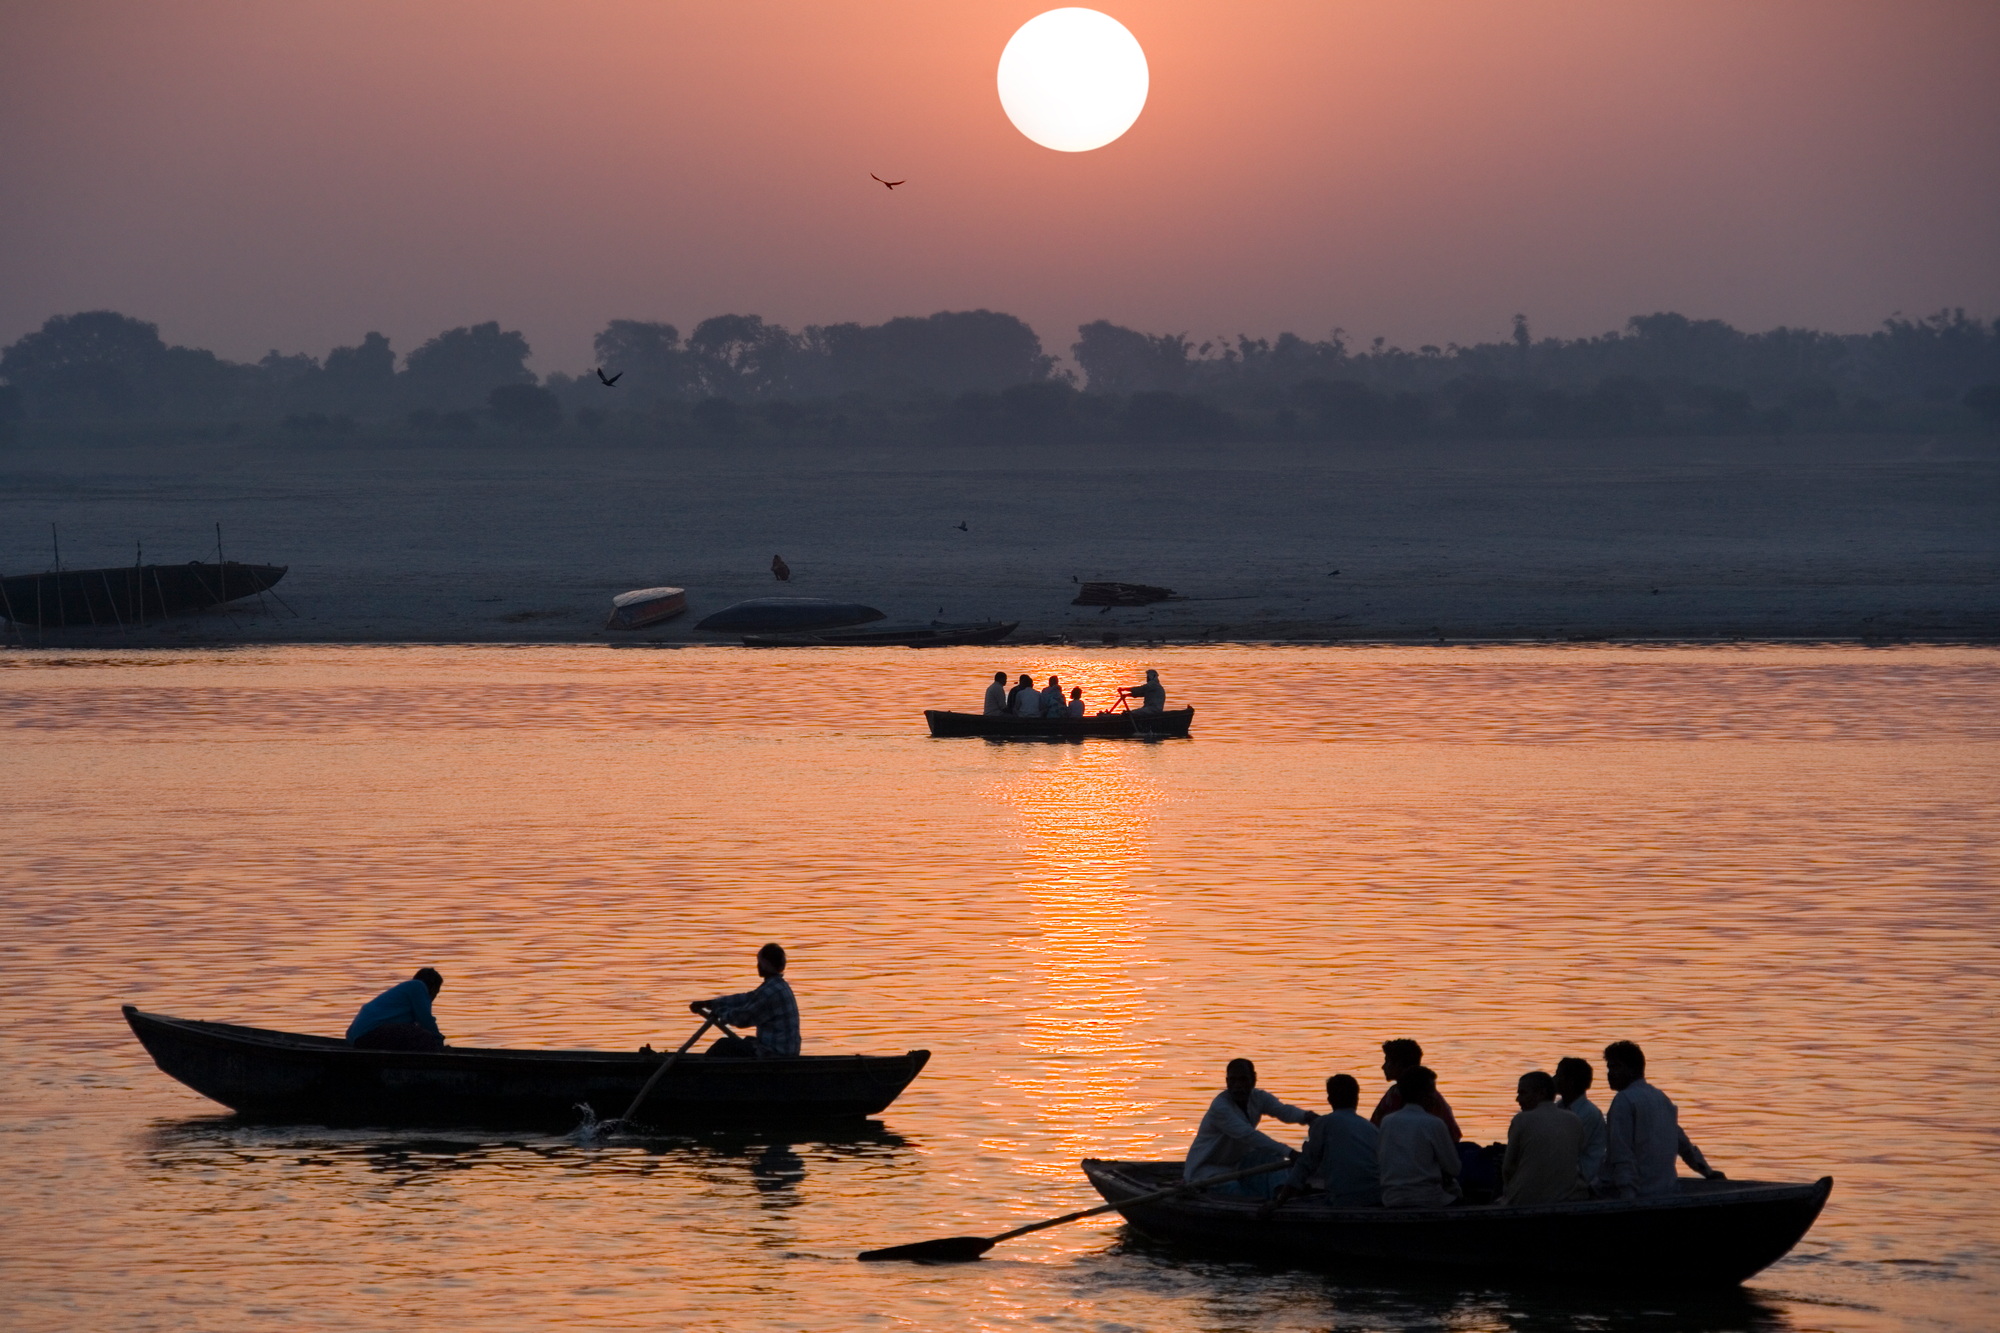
[857,1158,1290,1262]
[569,1012,746,1143]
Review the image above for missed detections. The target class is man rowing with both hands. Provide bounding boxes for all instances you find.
[688,942,801,1057]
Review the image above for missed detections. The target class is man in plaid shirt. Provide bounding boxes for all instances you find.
[691,942,800,1056]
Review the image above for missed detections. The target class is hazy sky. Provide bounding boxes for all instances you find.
[3,0,1996,371]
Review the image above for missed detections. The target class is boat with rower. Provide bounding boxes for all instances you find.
[1078,1158,1832,1286]
[123,1006,929,1130]
[925,706,1194,739]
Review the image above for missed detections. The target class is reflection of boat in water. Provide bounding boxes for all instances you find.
[1080,1159,1832,1286]
[604,585,687,630]
[925,707,1194,739]
[124,1007,929,1130]
[0,562,286,626]
[743,620,1017,648]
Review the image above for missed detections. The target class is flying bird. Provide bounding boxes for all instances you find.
[595,368,622,387]
[771,555,791,582]
[871,173,905,190]
[955,521,968,532]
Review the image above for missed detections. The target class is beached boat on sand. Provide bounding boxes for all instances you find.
[124,1006,929,1130]
[695,598,886,633]
[0,561,287,627]
[604,585,687,630]
[1080,1158,1831,1287]
[925,707,1194,739]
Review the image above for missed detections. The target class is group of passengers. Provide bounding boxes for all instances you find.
[1186,1038,1722,1211]
[980,669,1166,719]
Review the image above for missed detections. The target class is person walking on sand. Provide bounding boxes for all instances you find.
[1007,673,1042,717]
[1121,668,1166,715]
[982,671,1009,715]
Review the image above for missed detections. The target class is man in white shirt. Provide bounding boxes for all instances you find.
[1007,674,1042,717]
[1602,1040,1725,1198]
[1184,1057,1317,1198]
[982,671,1009,715]
[1554,1056,1608,1192]
[1378,1065,1462,1208]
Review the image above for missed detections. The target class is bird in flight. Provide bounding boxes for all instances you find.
[595,368,622,387]
[871,173,905,190]
[771,554,791,582]
[955,521,968,532]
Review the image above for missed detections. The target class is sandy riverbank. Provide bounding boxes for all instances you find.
[2,431,1994,644]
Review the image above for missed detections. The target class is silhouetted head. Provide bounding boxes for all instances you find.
[1070,687,1082,699]
[1017,674,1034,688]
[1604,1040,1646,1090]
[1145,669,1159,681]
[1326,1073,1361,1110]
[1381,1038,1424,1081]
[757,942,787,977]
[1395,1064,1437,1105]
[1516,1070,1557,1109]
[1554,1057,1593,1102]
[1225,1057,1257,1105]
[993,671,1007,684]
[1046,675,1059,688]
[414,967,443,997]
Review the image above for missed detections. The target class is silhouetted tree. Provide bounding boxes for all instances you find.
[0,311,170,417]
[322,332,396,415]
[1073,321,1193,394]
[488,383,561,431]
[402,322,533,409]
[804,310,1056,396]
[687,315,794,398]
[1291,379,1381,438]
[593,320,687,398]
[1126,390,1231,441]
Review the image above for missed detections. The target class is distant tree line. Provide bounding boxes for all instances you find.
[3,305,1998,444]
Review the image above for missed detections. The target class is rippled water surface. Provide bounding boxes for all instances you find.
[3,645,1996,1332]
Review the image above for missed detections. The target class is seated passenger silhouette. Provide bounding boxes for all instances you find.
[1500,1069,1586,1205]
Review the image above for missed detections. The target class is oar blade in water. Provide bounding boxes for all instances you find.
[856,1236,995,1263]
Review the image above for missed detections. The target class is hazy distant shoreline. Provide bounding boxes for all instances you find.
[3,430,1994,647]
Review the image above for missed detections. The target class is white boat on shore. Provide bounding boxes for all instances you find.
[604,586,687,630]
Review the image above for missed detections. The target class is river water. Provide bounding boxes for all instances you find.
[2,644,1995,1332]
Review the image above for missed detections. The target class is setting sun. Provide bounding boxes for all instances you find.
[997,8,1149,153]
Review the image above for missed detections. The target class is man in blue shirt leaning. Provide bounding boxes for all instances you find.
[345,968,446,1051]
[690,942,800,1057]
[1264,1072,1382,1212]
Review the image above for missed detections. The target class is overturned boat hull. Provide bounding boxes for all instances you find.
[744,620,1017,648]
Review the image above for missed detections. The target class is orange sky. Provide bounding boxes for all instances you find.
[3,0,1996,370]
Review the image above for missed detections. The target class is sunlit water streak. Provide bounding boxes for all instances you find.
[1,645,1995,1332]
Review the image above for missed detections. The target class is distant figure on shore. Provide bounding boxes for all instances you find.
[771,555,790,581]
[1603,1041,1722,1197]
[346,968,445,1051]
[1500,1069,1586,1205]
[1265,1073,1381,1212]
[1039,675,1065,717]
[1121,668,1166,714]
[1185,1057,1317,1198]
[690,942,800,1058]
[1066,686,1086,719]
[1555,1056,1608,1191]
[1371,1038,1463,1141]
[983,671,1009,715]
[1007,673,1041,716]
[1378,1065,1461,1207]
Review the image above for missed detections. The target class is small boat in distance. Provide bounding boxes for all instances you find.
[0,561,287,627]
[743,620,1017,648]
[123,1006,930,1130]
[604,585,687,630]
[696,598,886,633]
[925,707,1194,739]
[1081,1158,1831,1287]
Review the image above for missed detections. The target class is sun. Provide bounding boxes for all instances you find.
[997,9,1149,153]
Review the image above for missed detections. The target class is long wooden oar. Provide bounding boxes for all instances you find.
[613,1014,720,1127]
[857,1158,1291,1262]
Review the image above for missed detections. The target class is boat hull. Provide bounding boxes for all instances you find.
[925,707,1194,739]
[695,598,886,633]
[124,1006,929,1130]
[605,587,687,630]
[744,621,1017,648]
[0,562,286,627]
[1081,1159,1831,1288]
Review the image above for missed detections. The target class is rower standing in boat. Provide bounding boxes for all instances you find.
[1185,1057,1317,1198]
[1121,669,1166,715]
[690,942,800,1057]
[345,967,446,1051]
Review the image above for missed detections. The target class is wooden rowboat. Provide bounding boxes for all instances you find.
[123,1006,929,1130]
[1080,1159,1832,1287]
[925,707,1194,739]
[605,585,687,630]
[0,562,286,627]
[695,597,887,633]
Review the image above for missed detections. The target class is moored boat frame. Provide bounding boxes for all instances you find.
[124,1006,929,1130]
